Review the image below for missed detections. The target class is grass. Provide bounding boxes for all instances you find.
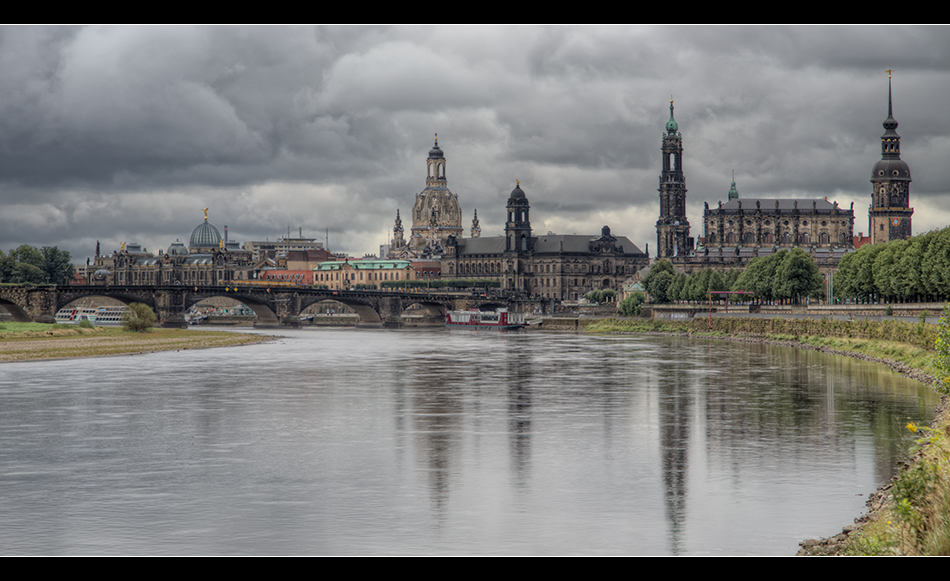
[844,417,950,555]
[0,323,271,362]
[583,318,692,334]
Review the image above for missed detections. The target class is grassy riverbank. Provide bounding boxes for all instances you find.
[585,315,950,556]
[0,322,271,362]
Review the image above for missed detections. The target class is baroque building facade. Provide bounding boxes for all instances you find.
[88,211,256,286]
[390,135,463,258]
[442,183,649,300]
[655,100,857,274]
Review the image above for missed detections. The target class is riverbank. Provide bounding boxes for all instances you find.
[0,323,272,362]
[584,316,950,555]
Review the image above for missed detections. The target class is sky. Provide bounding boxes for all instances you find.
[2,25,949,265]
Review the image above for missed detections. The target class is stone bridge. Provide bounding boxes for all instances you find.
[0,285,519,327]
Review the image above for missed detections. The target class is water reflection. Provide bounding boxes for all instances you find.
[0,329,937,555]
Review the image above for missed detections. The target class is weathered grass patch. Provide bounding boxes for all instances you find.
[0,327,271,362]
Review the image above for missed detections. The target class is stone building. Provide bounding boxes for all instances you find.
[658,77,917,274]
[390,135,463,258]
[869,73,913,244]
[655,100,856,273]
[442,183,649,300]
[313,259,416,290]
[655,100,692,260]
[88,211,256,286]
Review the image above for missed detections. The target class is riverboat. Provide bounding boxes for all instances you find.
[54,306,128,326]
[445,309,525,330]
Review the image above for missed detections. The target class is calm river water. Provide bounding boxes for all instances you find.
[0,328,938,555]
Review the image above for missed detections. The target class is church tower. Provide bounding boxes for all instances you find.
[410,134,463,253]
[656,99,691,259]
[471,209,481,238]
[870,71,913,244]
[505,181,532,255]
[391,209,405,251]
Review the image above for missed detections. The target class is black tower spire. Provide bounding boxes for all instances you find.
[870,71,913,244]
[656,98,691,259]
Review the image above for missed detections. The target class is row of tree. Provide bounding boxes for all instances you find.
[642,248,824,305]
[0,245,75,285]
[834,226,950,303]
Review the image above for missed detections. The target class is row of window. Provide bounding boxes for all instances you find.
[450,261,631,276]
[706,231,847,245]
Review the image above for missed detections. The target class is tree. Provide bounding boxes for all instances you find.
[619,292,645,316]
[776,249,822,304]
[122,303,157,332]
[40,246,75,286]
[644,260,675,303]
[734,251,785,302]
[0,244,74,285]
[13,263,45,284]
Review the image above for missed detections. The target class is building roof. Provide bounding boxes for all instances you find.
[454,234,645,256]
[315,260,412,271]
[707,198,849,214]
[190,219,222,248]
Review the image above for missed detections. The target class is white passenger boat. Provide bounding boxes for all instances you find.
[445,309,525,330]
[54,306,128,326]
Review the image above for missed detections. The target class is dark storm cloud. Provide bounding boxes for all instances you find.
[1,25,948,261]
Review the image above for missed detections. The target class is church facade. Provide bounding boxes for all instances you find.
[441,183,649,300]
[389,135,463,258]
[655,81,913,274]
[388,138,649,299]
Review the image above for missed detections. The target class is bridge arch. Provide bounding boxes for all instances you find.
[184,293,280,326]
[402,300,449,319]
[297,295,382,325]
[56,293,148,312]
[0,299,32,322]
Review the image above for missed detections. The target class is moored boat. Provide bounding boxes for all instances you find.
[445,308,525,330]
[54,306,128,326]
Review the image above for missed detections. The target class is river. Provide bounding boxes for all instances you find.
[0,328,937,555]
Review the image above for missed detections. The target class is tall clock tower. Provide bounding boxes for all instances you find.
[870,72,913,244]
[656,99,691,259]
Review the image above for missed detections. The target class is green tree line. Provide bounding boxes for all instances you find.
[0,245,75,285]
[834,226,950,303]
[642,248,823,305]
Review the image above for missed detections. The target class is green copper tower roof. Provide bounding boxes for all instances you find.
[728,178,739,201]
[665,99,678,133]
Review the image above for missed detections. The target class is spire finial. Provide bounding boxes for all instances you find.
[434,133,438,146]
[516,179,519,186]
[887,70,893,119]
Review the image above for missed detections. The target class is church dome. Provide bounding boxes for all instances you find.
[190,219,222,249]
[509,182,526,200]
[428,137,444,159]
[871,159,911,181]
[168,239,190,256]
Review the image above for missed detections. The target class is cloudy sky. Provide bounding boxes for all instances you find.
[2,25,949,264]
